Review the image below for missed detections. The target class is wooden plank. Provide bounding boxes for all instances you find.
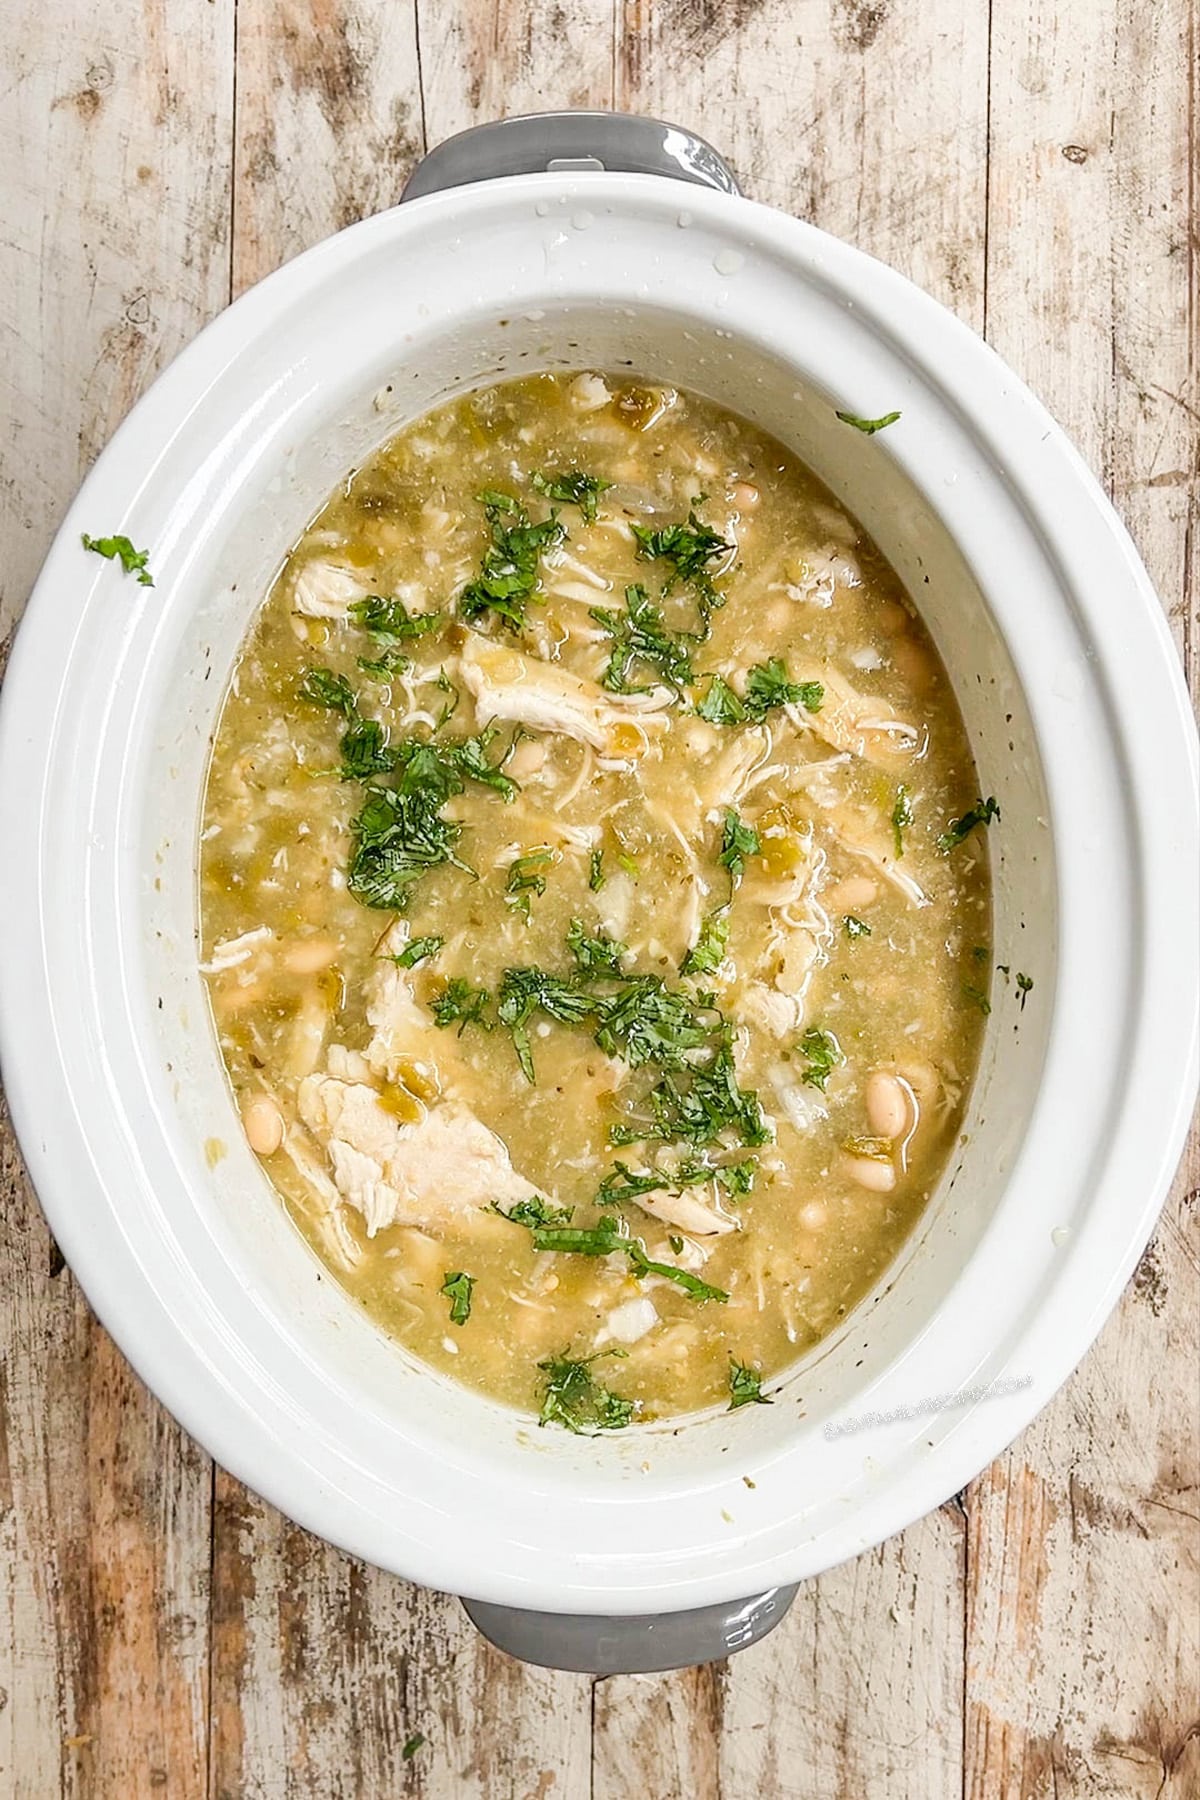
[231,0,426,299]
[966,0,1200,1791]
[591,5,990,1790]
[212,9,598,1791]
[413,0,616,144]
[594,1503,967,1800]
[0,0,235,640]
[210,1479,592,1799]
[0,1,233,1793]
[616,0,990,330]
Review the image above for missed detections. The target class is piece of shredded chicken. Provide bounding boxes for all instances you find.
[458,637,671,758]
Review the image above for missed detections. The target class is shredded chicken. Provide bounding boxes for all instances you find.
[782,545,861,608]
[821,812,930,908]
[201,925,273,974]
[789,662,920,765]
[290,556,371,620]
[458,638,670,757]
[297,1077,537,1236]
[633,1187,737,1237]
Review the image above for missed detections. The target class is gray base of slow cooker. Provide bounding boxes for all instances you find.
[462,1585,799,1674]
[409,109,789,1677]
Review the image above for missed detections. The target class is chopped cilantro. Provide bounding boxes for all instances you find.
[696,674,746,725]
[531,1220,628,1256]
[390,934,443,968]
[527,1211,729,1304]
[669,1234,684,1254]
[455,730,519,799]
[537,1353,634,1433]
[843,914,872,940]
[590,583,696,693]
[497,966,597,1082]
[402,1733,426,1761]
[742,658,824,721]
[891,784,913,859]
[531,469,611,523]
[357,647,411,680]
[350,594,442,643]
[459,490,564,631]
[1016,972,1034,1009]
[298,667,357,715]
[680,908,729,976]
[962,983,992,1015]
[346,782,469,911]
[630,508,732,623]
[495,1195,573,1228]
[799,1027,843,1091]
[430,978,493,1034]
[593,975,715,1070]
[338,718,396,779]
[625,1242,728,1302]
[728,1360,773,1409]
[711,1157,757,1196]
[835,409,901,434]
[696,662,822,725]
[937,795,1001,853]
[433,670,460,728]
[595,1162,667,1206]
[588,848,606,892]
[612,1037,769,1150]
[440,1271,475,1325]
[596,1154,756,1207]
[81,532,154,585]
[616,852,640,880]
[567,918,628,978]
[505,846,558,921]
[719,809,760,881]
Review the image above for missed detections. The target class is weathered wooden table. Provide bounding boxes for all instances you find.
[1,1,1196,1793]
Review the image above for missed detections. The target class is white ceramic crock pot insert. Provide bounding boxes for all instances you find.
[1,173,1195,1616]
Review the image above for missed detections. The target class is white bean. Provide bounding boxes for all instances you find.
[506,738,548,780]
[284,935,340,974]
[242,1094,284,1157]
[892,633,935,690]
[826,875,879,912]
[865,1070,911,1140]
[843,1153,896,1193]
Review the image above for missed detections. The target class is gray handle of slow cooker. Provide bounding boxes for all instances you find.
[461,1584,798,1676]
[401,110,742,200]
[408,109,768,1676]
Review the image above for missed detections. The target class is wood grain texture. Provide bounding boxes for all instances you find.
[415,0,617,139]
[210,1479,591,1799]
[966,0,1200,1792]
[0,0,1195,1793]
[593,1502,967,1799]
[0,0,235,638]
[232,0,424,298]
[0,1,232,1793]
[210,8,596,1792]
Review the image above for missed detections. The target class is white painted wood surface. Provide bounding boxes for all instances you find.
[0,0,1195,1793]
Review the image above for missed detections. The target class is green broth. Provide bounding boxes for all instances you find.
[199,371,991,1426]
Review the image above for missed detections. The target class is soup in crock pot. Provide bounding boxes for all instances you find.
[199,371,994,1430]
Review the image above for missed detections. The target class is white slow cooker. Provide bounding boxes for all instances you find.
[0,113,1195,1674]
